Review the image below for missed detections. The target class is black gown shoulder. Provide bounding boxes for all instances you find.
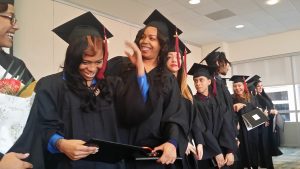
[0,50,34,84]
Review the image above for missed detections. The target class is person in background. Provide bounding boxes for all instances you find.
[230,75,260,169]
[166,39,204,169]
[200,48,237,168]
[247,75,282,169]
[0,0,33,168]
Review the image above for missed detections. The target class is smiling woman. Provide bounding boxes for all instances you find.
[0,0,34,85]
[11,11,151,169]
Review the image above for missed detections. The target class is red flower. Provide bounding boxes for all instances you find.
[0,79,21,95]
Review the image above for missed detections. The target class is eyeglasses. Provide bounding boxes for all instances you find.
[0,13,17,25]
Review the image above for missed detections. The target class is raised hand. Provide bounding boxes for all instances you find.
[233,103,246,112]
[124,41,145,76]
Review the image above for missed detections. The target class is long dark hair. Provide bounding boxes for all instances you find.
[63,35,112,112]
[134,26,170,94]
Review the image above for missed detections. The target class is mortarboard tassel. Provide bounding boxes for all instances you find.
[243,77,249,94]
[175,30,181,69]
[97,28,108,80]
[183,47,187,75]
[212,73,217,96]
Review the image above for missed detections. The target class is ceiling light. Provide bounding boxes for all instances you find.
[235,24,244,29]
[266,0,280,5]
[189,0,200,5]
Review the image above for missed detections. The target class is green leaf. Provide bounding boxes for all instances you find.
[16,77,34,96]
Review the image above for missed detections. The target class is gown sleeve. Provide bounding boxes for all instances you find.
[35,75,66,145]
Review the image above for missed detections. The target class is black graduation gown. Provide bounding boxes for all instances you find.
[107,56,189,169]
[253,95,273,169]
[232,96,260,168]
[10,72,147,169]
[181,96,205,169]
[193,94,231,169]
[256,93,282,167]
[214,76,238,153]
[0,50,34,84]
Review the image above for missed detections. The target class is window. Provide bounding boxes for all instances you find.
[232,54,300,122]
[264,85,296,122]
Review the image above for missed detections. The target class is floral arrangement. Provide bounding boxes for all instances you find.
[0,60,35,153]
[0,60,34,96]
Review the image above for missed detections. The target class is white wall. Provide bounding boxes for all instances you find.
[13,0,202,82]
[201,30,300,63]
[229,30,300,62]
[14,0,54,80]
[12,0,141,80]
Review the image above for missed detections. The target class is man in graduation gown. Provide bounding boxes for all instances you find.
[200,48,238,167]
[188,63,237,169]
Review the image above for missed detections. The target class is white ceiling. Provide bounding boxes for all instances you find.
[61,0,300,46]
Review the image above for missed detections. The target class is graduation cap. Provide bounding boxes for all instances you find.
[200,47,221,65]
[230,75,250,93]
[52,11,113,80]
[143,9,182,38]
[188,63,211,79]
[188,63,219,96]
[168,39,191,72]
[0,0,14,4]
[144,9,183,70]
[229,75,249,83]
[247,75,261,85]
[52,11,113,44]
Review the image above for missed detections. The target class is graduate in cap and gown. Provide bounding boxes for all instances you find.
[166,39,205,169]
[200,48,238,168]
[12,11,148,169]
[247,75,282,169]
[188,64,237,169]
[230,75,261,169]
[107,9,189,169]
[0,0,34,84]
